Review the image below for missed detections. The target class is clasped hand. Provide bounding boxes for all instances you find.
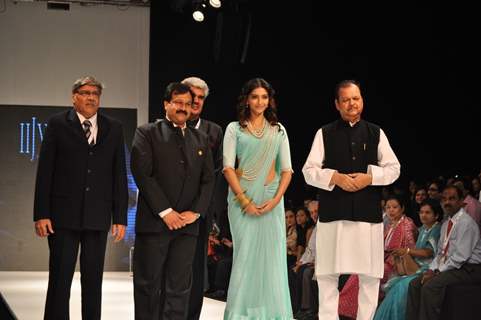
[335,172,372,192]
[244,198,279,216]
[163,210,199,230]
[391,248,408,257]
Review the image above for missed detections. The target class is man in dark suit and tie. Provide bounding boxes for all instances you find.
[181,76,225,319]
[34,76,128,320]
[131,82,215,320]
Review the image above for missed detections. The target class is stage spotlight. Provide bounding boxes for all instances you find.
[192,9,204,22]
[209,0,221,8]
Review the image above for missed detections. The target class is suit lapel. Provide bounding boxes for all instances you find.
[183,128,197,171]
[96,112,111,145]
[66,109,88,143]
[198,118,208,134]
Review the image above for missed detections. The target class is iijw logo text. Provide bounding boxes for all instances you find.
[19,117,47,161]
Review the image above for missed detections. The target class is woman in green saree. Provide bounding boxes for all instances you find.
[222,78,293,319]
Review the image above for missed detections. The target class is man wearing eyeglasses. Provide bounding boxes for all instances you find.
[131,82,215,319]
[181,76,224,319]
[33,76,128,319]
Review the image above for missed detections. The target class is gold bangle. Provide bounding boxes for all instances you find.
[239,197,251,209]
[235,190,247,201]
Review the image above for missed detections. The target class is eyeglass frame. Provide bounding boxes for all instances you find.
[169,100,192,108]
[76,90,101,97]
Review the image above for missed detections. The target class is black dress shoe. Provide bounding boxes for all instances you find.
[296,309,318,320]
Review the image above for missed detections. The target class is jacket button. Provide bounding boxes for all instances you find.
[85,187,90,192]
[180,160,185,164]
[351,142,356,146]
[89,151,93,156]
[352,156,356,160]
[87,169,91,174]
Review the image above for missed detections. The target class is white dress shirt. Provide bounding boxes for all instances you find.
[76,112,98,145]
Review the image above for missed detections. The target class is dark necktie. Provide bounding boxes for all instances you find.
[82,120,94,145]
[187,119,199,128]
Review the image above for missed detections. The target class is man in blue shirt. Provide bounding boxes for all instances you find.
[406,185,481,320]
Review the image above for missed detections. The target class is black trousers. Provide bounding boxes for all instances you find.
[187,218,208,320]
[44,229,108,320]
[133,232,197,320]
[214,256,232,290]
[406,264,481,320]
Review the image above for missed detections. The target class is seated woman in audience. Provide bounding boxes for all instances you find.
[286,209,298,269]
[408,186,428,226]
[338,195,418,319]
[374,198,442,320]
[427,180,443,202]
[295,207,312,260]
[305,200,318,243]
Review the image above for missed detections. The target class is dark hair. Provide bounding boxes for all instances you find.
[237,78,278,128]
[428,180,444,192]
[385,194,405,209]
[163,82,193,102]
[296,207,309,217]
[414,186,428,195]
[444,185,464,200]
[453,177,473,195]
[420,198,443,220]
[335,79,361,101]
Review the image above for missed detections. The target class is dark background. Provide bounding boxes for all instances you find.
[149,1,480,205]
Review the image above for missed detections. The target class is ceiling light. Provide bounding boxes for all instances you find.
[209,0,221,8]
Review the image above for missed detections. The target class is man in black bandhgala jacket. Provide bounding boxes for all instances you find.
[131,82,215,320]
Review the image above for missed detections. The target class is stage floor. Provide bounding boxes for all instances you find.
[0,271,225,319]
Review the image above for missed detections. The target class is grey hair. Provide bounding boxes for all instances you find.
[181,76,209,97]
[72,76,105,94]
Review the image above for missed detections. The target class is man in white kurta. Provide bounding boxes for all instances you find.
[302,80,400,320]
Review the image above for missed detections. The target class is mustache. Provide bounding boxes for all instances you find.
[176,110,187,115]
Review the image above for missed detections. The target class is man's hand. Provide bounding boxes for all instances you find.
[162,211,186,230]
[221,238,233,248]
[180,211,200,224]
[35,219,54,237]
[111,224,126,242]
[292,260,302,273]
[421,269,437,284]
[349,172,372,190]
[331,171,359,192]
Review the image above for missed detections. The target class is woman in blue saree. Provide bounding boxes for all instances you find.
[222,78,293,319]
[374,198,442,320]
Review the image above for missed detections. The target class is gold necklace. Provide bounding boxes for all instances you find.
[247,118,266,138]
[240,125,276,181]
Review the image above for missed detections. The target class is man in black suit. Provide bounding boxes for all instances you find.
[34,76,128,320]
[131,82,215,320]
[181,76,224,319]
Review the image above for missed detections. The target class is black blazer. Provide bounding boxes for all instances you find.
[195,119,225,219]
[33,109,128,231]
[131,119,215,235]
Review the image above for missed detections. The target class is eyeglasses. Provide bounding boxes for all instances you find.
[170,100,192,108]
[77,90,100,97]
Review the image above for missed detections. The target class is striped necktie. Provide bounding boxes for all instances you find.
[82,120,94,145]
